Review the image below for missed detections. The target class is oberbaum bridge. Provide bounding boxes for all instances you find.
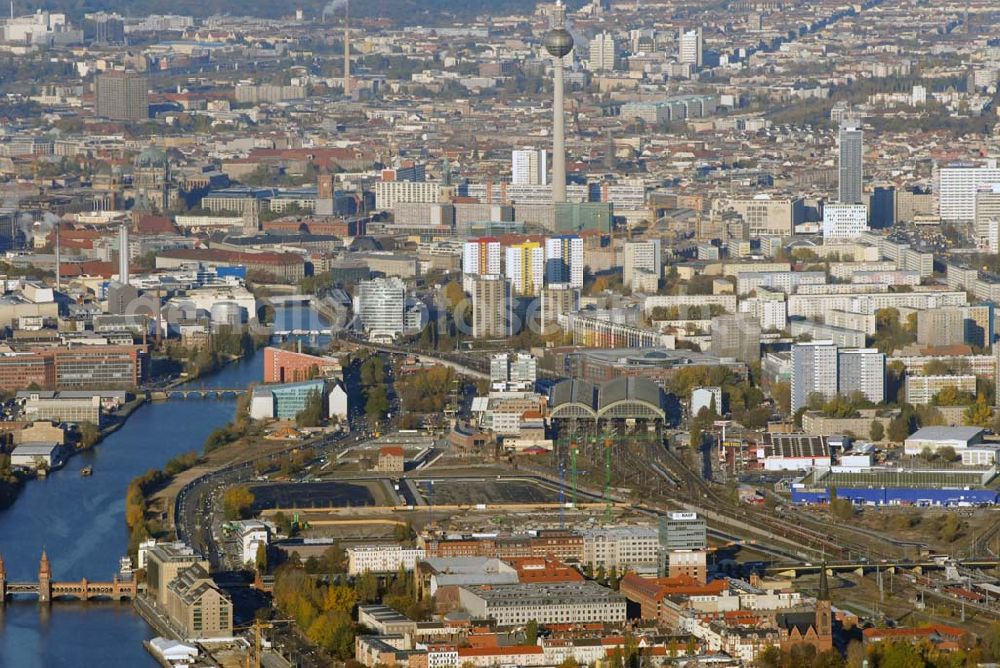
[0,552,138,603]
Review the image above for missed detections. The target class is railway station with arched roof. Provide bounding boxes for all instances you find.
[549,376,666,425]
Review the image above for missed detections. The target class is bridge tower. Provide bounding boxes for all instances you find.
[38,551,51,603]
[0,552,6,601]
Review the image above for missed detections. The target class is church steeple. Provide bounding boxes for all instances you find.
[814,562,833,648]
[818,561,830,601]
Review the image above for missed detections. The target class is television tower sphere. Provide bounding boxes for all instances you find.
[545,28,574,58]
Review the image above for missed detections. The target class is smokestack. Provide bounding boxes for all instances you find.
[155,287,162,347]
[54,219,60,292]
[343,0,351,96]
[118,224,129,284]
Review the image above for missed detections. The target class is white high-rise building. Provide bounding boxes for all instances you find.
[462,237,502,292]
[937,160,1000,223]
[490,352,537,391]
[791,340,838,412]
[822,204,869,239]
[544,235,584,288]
[975,185,1000,252]
[505,242,545,296]
[463,237,502,276]
[738,296,787,332]
[679,28,703,67]
[354,277,406,342]
[622,239,662,289]
[588,32,617,71]
[512,148,547,186]
[837,348,885,405]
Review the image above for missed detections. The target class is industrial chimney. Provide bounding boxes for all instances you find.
[118,224,130,284]
[343,0,351,96]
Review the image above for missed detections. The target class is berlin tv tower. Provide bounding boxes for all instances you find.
[545,2,573,204]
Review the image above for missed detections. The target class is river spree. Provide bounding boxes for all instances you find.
[0,350,263,668]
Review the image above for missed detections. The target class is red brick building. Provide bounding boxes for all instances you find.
[0,344,147,391]
[263,347,341,384]
[619,573,727,622]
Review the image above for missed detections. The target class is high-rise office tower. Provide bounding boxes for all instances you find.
[622,239,661,289]
[540,283,579,335]
[354,277,406,341]
[95,71,149,122]
[544,235,584,288]
[679,28,703,67]
[505,241,544,296]
[545,7,573,204]
[471,275,512,339]
[791,340,838,412]
[711,313,761,363]
[511,148,547,186]
[838,121,864,204]
[85,12,125,43]
[837,348,885,404]
[588,32,616,71]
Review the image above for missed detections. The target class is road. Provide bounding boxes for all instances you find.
[175,430,367,568]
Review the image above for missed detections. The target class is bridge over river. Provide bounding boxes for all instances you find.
[146,387,248,401]
[0,552,138,603]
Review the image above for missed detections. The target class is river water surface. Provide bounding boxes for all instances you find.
[0,350,263,667]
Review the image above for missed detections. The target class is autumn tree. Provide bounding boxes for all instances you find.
[222,485,255,520]
[771,381,791,414]
[78,421,101,449]
[296,389,325,428]
[365,385,390,422]
[354,571,379,603]
[964,393,993,427]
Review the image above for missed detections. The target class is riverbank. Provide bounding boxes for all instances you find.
[0,346,263,515]
[0,394,148,511]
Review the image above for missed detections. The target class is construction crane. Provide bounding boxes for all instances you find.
[570,438,579,508]
[238,618,293,668]
[602,426,615,522]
